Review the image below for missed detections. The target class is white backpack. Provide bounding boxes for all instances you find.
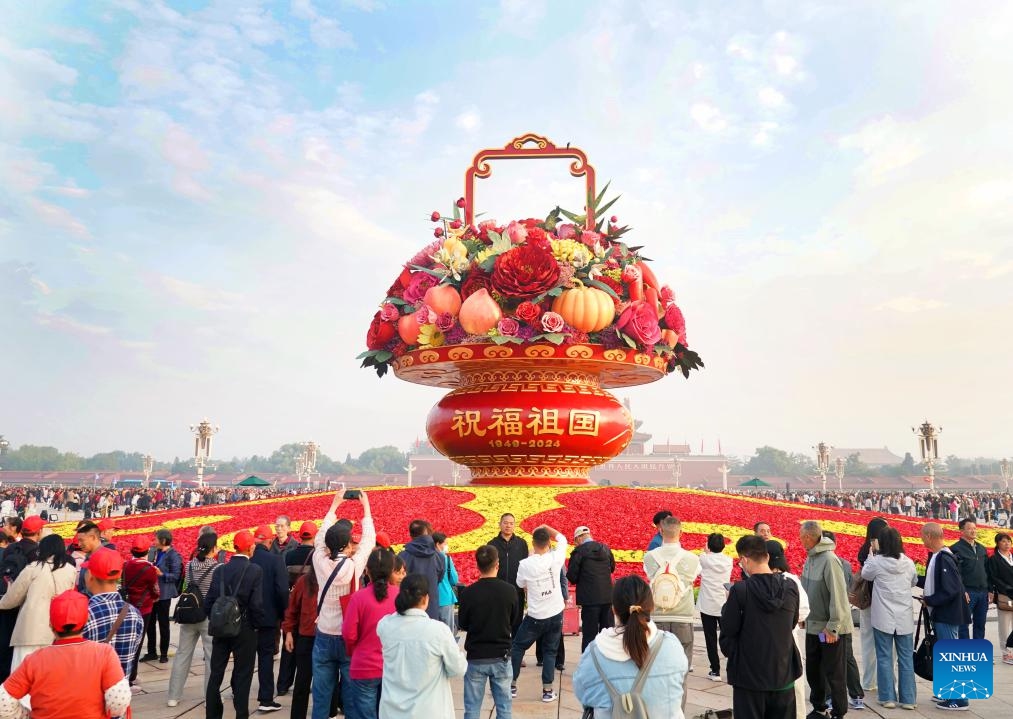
[650,561,687,613]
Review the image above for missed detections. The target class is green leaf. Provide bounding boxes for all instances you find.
[548,286,564,297]
[585,279,620,299]
[373,351,393,363]
[383,296,409,306]
[596,194,621,218]
[490,334,512,345]
[374,362,388,378]
[618,331,638,349]
[452,204,461,222]
[542,332,566,345]
[409,264,446,278]
[593,180,612,209]
[478,256,497,272]
[356,350,377,360]
[558,207,584,224]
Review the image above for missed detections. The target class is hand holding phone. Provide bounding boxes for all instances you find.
[343,489,362,500]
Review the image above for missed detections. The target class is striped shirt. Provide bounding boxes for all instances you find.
[185,557,219,598]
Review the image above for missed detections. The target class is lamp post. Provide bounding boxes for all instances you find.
[814,442,831,493]
[913,420,941,493]
[297,441,319,489]
[404,462,416,488]
[451,462,461,487]
[0,435,9,473]
[1000,458,1011,493]
[189,419,219,489]
[142,454,154,488]
[672,457,683,488]
[834,456,845,492]
[717,462,729,492]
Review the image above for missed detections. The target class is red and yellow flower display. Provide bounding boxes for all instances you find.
[50,487,986,585]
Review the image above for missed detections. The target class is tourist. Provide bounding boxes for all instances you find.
[766,539,809,719]
[566,525,616,653]
[856,517,890,696]
[124,535,160,687]
[719,536,802,719]
[860,527,917,709]
[397,519,444,621]
[146,528,183,664]
[278,520,318,697]
[820,530,865,711]
[97,518,117,549]
[204,529,265,719]
[311,488,376,719]
[251,524,289,713]
[697,532,732,682]
[283,560,320,719]
[432,531,460,635]
[0,590,132,719]
[0,534,77,671]
[951,518,991,640]
[510,524,567,703]
[82,548,145,682]
[920,522,971,710]
[987,532,1013,664]
[643,514,700,714]
[459,545,519,719]
[167,531,219,707]
[753,521,772,541]
[343,547,398,719]
[800,520,852,719]
[647,509,672,550]
[271,515,297,554]
[376,574,466,718]
[489,513,528,636]
[573,575,688,716]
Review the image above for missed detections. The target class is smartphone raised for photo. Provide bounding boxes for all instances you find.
[342,489,361,500]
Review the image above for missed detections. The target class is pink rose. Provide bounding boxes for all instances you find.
[659,285,676,305]
[435,312,456,332]
[403,272,438,304]
[580,230,601,247]
[505,220,528,244]
[497,318,519,336]
[541,311,565,334]
[379,303,400,322]
[556,223,577,239]
[415,306,436,325]
[617,300,662,346]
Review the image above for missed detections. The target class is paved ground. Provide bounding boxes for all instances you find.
[128,620,1013,719]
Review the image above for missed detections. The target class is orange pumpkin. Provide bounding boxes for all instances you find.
[551,285,616,332]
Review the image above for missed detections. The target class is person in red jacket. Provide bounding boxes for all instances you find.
[124,534,160,687]
[283,567,320,719]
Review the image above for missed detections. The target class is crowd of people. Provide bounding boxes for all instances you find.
[0,487,1011,718]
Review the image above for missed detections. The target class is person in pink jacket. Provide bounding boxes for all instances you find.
[342,548,400,719]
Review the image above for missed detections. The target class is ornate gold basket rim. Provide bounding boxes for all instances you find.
[392,342,668,390]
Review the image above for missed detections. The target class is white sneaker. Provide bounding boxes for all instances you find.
[167,700,179,707]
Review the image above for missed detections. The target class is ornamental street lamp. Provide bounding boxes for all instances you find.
[295,441,319,489]
[142,455,154,488]
[189,419,220,489]
[0,435,8,472]
[672,457,683,489]
[913,420,941,493]
[834,456,845,492]
[1000,458,1012,493]
[814,441,832,493]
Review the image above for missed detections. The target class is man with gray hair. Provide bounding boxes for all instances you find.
[270,516,297,554]
[800,520,852,719]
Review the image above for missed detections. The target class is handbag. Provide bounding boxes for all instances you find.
[997,592,1013,611]
[913,603,935,681]
[848,574,872,610]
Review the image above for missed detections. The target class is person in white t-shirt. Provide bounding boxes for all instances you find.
[509,524,566,704]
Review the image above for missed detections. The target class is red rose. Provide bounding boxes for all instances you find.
[491,244,560,299]
[660,285,676,305]
[460,269,493,298]
[515,301,541,324]
[616,300,662,346]
[366,312,396,350]
[403,272,438,304]
[663,303,686,341]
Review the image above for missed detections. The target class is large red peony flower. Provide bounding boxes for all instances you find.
[366,311,396,350]
[663,303,687,344]
[460,269,493,299]
[491,244,560,299]
[616,300,662,346]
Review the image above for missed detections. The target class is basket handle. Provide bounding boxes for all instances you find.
[464,133,597,229]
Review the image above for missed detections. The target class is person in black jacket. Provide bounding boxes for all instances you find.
[0,516,43,681]
[950,518,992,640]
[459,545,520,719]
[919,522,971,710]
[250,525,290,713]
[566,525,616,652]
[277,521,318,697]
[397,519,444,620]
[988,532,1013,663]
[488,513,528,635]
[205,530,266,719]
[720,535,802,719]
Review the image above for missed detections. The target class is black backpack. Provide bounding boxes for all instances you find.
[174,562,216,624]
[208,563,249,638]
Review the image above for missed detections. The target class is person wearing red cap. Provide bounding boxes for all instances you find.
[82,548,145,683]
[250,524,289,713]
[124,535,161,687]
[0,515,44,681]
[0,589,132,719]
[278,521,319,698]
[204,529,265,719]
[97,519,117,550]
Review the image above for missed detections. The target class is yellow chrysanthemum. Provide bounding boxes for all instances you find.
[417,324,445,348]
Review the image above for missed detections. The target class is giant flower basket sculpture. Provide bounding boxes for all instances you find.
[359,134,703,484]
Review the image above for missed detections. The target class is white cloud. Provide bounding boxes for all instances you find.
[454,108,481,133]
[29,198,90,237]
[690,102,728,133]
[757,86,786,109]
[48,26,102,49]
[292,0,355,48]
[838,116,924,186]
[875,296,947,313]
[159,275,245,312]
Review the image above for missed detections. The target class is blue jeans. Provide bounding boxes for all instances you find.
[463,659,512,719]
[511,612,562,688]
[933,622,968,707]
[959,591,988,640]
[873,629,915,705]
[311,631,350,719]
[346,677,381,719]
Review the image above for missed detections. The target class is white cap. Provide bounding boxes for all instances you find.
[573,526,591,540]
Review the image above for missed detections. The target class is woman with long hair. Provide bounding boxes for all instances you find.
[342,547,399,719]
[166,532,219,707]
[857,516,890,693]
[987,532,1013,664]
[0,533,77,670]
[283,555,322,719]
[860,527,918,708]
[376,574,466,718]
[573,575,688,717]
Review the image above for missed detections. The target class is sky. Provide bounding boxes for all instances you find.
[2,0,1012,464]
